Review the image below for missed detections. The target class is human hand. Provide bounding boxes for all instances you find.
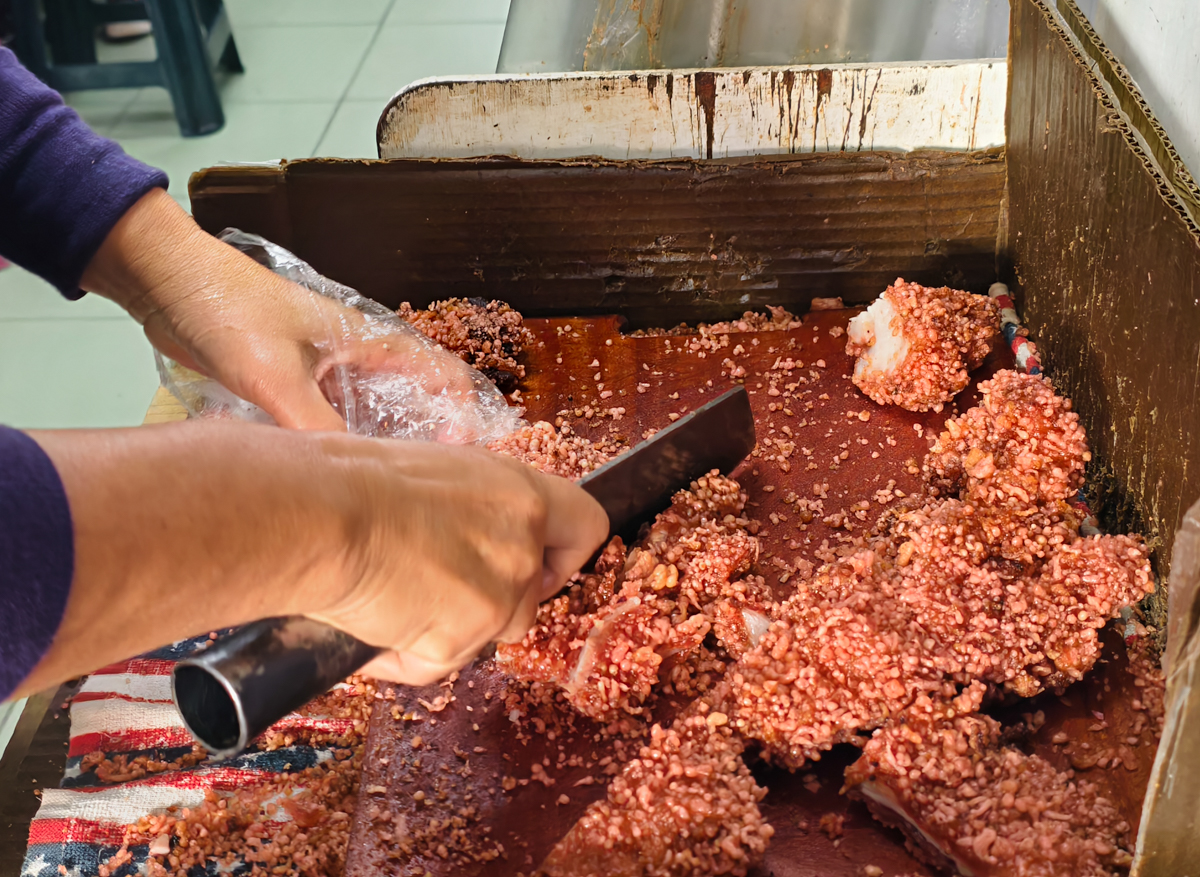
[18,424,609,696]
[308,439,610,685]
[82,188,479,432]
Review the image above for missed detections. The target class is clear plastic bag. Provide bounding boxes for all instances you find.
[156,229,523,444]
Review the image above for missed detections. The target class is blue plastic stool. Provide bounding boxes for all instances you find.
[11,0,241,137]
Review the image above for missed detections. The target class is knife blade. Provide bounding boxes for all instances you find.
[172,385,756,757]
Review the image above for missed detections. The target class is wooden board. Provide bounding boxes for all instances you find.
[107,313,1160,877]
[347,307,951,877]
[143,386,189,424]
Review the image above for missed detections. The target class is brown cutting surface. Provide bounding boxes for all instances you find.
[345,308,1157,877]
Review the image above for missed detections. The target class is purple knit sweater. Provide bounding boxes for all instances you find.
[0,46,168,699]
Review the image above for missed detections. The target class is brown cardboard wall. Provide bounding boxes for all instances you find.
[190,151,1004,328]
[1007,0,1200,623]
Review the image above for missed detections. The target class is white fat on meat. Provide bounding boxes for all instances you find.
[741,609,772,648]
[562,600,650,698]
[854,780,978,877]
[847,295,910,384]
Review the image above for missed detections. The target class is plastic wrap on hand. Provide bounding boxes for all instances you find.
[156,229,523,444]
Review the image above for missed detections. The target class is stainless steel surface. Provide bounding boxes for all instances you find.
[498,0,1009,74]
[172,386,757,756]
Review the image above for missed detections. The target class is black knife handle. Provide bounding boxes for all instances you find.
[172,616,381,757]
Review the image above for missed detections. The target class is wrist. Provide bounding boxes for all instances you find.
[297,432,400,620]
[80,188,214,323]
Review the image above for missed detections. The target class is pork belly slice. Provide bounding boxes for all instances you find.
[539,711,773,877]
[844,684,1132,877]
[846,278,998,412]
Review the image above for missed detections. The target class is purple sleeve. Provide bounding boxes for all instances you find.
[0,46,168,297]
[0,428,74,701]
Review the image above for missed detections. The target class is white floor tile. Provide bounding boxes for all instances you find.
[218,25,378,103]
[115,101,337,200]
[347,22,506,101]
[0,265,130,321]
[225,0,392,28]
[0,319,160,429]
[386,0,511,26]
[63,88,140,138]
[314,100,385,158]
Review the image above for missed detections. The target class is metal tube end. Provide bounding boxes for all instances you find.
[172,662,249,758]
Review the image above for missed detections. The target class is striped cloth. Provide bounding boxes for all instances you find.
[20,286,1073,876]
[988,281,1042,375]
[20,634,354,877]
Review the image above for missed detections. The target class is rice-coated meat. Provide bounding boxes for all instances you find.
[539,713,773,877]
[493,567,695,722]
[488,420,620,480]
[844,684,1131,877]
[722,557,953,768]
[709,600,774,660]
[398,297,534,388]
[723,518,1152,764]
[718,369,1148,765]
[846,279,998,412]
[496,473,766,723]
[888,501,1153,696]
[923,370,1090,510]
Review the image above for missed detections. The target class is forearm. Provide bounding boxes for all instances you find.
[81,188,244,324]
[8,417,605,697]
[13,423,359,697]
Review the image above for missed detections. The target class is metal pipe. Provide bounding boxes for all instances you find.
[172,616,381,758]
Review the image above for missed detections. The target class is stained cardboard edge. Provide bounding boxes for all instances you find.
[1044,0,1200,241]
[189,164,295,254]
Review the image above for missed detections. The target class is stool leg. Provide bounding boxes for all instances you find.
[43,0,97,65]
[11,0,53,78]
[144,0,223,137]
[218,33,243,73]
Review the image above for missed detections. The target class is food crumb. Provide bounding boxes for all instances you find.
[819,812,845,840]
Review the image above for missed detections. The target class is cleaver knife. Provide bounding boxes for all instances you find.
[172,385,756,758]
